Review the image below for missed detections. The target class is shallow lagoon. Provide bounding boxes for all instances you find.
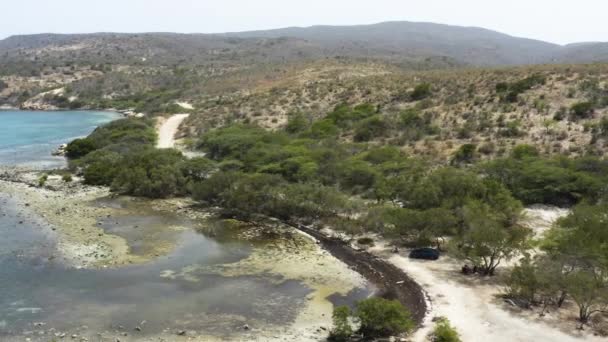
[0,111,371,341]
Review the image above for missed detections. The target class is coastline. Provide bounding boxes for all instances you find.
[291,223,428,325]
[0,170,370,341]
[0,173,135,268]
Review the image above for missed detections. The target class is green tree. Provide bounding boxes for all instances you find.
[563,269,608,324]
[506,255,540,306]
[452,201,530,275]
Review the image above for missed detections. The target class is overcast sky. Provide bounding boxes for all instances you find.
[2,0,606,45]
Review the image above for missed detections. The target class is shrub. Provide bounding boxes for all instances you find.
[452,144,477,164]
[432,317,461,342]
[411,83,432,101]
[328,306,352,341]
[66,138,97,158]
[110,148,187,198]
[62,174,73,183]
[511,144,539,159]
[285,112,310,134]
[357,237,375,245]
[355,298,414,337]
[354,115,387,142]
[38,174,48,187]
[571,101,595,119]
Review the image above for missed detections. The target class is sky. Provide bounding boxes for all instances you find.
[1,0,606,45]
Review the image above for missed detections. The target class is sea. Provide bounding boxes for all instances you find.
[0,110,121,168]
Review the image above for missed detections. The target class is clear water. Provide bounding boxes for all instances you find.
[0,111,371,340]
[0,110,121,168]
[0,195,310,340]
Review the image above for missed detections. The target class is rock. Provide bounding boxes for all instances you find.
[135,326,141,331]
[177,330,187,336]
[243,324,250,330]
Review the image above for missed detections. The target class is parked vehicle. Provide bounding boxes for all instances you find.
[408,248,440,260]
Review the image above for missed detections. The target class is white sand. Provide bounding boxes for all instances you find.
[390,255,603,342]
[175,101,194,110]
[157,114,189,149]
[383,205,600,342]
[522,205,570,238]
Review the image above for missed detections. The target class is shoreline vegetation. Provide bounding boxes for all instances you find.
[3,106,608,340]
[66,111,608,339]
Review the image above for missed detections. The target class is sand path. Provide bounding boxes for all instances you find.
[384,206,601,342]
[157,114,189,148]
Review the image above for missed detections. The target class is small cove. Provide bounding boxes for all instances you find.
[0,111,373,341]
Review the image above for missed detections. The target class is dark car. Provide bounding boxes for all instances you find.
[409,248,440,260]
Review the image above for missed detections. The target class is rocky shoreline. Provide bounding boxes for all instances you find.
[290,223,428,326]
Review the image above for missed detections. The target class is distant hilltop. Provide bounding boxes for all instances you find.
[1,21,607,67]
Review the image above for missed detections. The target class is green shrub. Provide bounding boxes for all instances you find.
[62,174,73,183]
[328,306,352,341]
[357,237,374,245]
[411,83,432,101]
[38,174,48,187]
[571,101,595,119]
[511,144,539,159]
[110,148,186,198]
[285,112,310,134]
[355,298,414,337]
[452,144,477,164]
[354,115,387,142]
[66,138,97,158]
[432,317,461,342]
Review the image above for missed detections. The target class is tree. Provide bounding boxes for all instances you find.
[564,269,608,324]
[506,255,541,307]
[355,298,414,337]
[452,201,530,275]
[329,306,352,341]
[541,203,608,323]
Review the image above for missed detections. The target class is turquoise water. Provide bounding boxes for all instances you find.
[0,110,121,168]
